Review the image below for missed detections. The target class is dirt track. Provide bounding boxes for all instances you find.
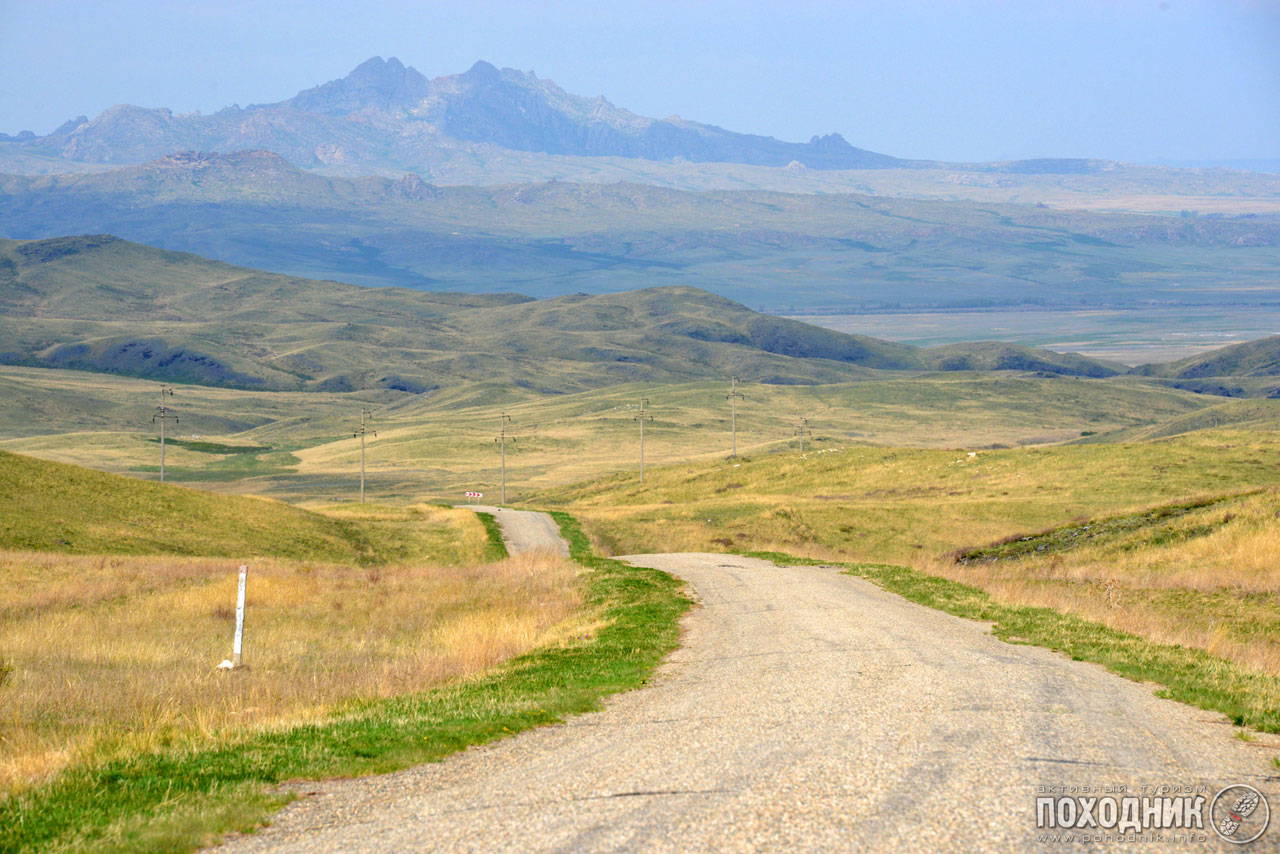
[460,505,569,556]
[217,547,1277,852]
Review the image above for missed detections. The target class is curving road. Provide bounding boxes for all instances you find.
[460,505,569,557]
[217,550,1278,853]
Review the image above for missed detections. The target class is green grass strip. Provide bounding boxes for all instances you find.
[473,511,510,562]
[0,514,688,854]
[744,549,1280,735]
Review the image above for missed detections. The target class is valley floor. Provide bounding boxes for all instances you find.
[798,305,1280,366]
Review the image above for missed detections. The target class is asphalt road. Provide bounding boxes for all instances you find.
[217,547,1279,853]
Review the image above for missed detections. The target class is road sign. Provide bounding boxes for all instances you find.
[465,491,483,498]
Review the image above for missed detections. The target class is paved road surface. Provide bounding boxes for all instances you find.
[217,552,1278,853]
[460,505,569,557]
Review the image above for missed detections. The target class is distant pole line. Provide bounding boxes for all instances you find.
[496,413,513,504]
[354,408,375,503]
[795,416,811,453]
[635,398,653,482]
[152,385,177,482]
[727,377,745,458]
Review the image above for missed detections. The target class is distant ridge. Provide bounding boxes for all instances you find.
[1134,336,1280,380]
[2,153,1276,309]
[0,56,1052,175]
[0,235,1125,393]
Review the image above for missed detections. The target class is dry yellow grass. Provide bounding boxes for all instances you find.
[0,548,581,795]
[924,492,1280,678]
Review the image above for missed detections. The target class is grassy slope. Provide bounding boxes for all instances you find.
[0,449,424,564]
[0,236,905,392]
[543,428,1280,564]
[944,490,1280,676]
[473,511,510,561]
[0,235,1140,396]
[0,513,688,854]
[1135,334,1280,379]
[20,234,1280,404]
[1076,398,1280,443]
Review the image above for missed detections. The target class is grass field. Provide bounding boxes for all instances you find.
[0,548,580,795]
[543,427,1280,562]
[5,354,1280,849]
[0,514,687,854]
[935,491,1280,678]
[0,365,1224,506]
[0,449,691,853]
[0,449,489,564]
[0,450,585,797]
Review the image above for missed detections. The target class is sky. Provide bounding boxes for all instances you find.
[0,0,1277,164]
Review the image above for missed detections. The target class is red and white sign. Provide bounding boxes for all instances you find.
[465,491,483,498]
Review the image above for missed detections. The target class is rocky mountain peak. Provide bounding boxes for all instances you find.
[287,55,429,116]
[806,133,854,152]
[461,60,503,85]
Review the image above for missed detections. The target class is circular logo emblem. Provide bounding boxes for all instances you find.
[1210,785,1270,845]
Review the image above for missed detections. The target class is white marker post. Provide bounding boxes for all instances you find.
[232,564,247,668]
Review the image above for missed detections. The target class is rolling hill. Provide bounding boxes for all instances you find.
[0,235,1128,392]
[0,448,382,559]
[1134,335,1280,380]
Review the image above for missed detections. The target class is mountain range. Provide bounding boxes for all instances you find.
[5,55,1260,193]
[0,57,917,176]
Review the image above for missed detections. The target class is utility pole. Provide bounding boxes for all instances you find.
[635,398,653,482]
[354,408,375,503]
[727,377,745,458]
[794,416,811,453]
[152,385,178,482]
[495,413,514,504]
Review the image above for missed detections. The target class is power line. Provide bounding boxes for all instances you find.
[727,376,745,458]
[495,413,514,504]
[152,385,178,482]
[354,408,375,503]
[794,416,812,453]
[635,397,653,482]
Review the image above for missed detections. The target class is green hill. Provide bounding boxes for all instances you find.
[1077,398,1280,443]
[0,234,1127,393]
[1134,335,1280,380]
[921,341,1124,377]
[0,449,393,560]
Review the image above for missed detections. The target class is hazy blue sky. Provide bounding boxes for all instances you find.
[1,0,1277,163]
